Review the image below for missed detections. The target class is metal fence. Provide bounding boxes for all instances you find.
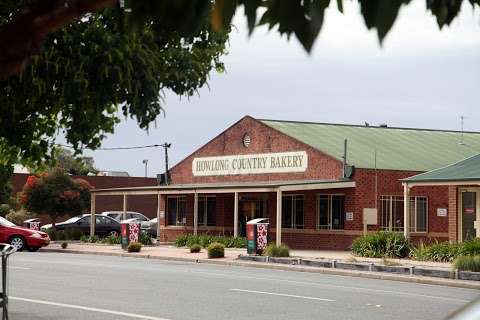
[0,244,16,320]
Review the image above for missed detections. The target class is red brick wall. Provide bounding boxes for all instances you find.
[169,116,343,184]
[448,186,458,242]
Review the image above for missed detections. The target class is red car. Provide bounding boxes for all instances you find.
[0,216,50,251]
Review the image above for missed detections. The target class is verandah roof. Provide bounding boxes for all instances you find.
[403,154,480,184]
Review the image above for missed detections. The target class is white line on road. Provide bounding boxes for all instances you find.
[230,289,335,302]
[10,266,31,270]
[10,297,172,320]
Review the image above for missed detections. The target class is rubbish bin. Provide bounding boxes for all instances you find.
[23,218,41,231]
[0,243,16,320]
[246,218,269,255]
[121,222,141,250]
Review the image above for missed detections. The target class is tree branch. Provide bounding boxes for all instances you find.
[0,0,117,79]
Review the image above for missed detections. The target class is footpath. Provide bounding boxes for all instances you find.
[41,242,480,290]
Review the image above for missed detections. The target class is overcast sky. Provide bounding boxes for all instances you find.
[76,1,480,177]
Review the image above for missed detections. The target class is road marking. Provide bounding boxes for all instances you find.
[10,266,31,270]
[10,297,171,320]
[230,289,335,302]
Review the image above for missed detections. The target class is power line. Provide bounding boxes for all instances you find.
[56,143,163,151]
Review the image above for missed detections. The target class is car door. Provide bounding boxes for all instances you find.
[76,217,90,234]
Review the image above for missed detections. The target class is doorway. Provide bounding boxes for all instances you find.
[460,189,480,241]
[238,197,267,237]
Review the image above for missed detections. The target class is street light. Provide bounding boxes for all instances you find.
[142,159,148,177]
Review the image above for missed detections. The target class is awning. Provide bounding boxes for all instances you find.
[92,179,356,196]
[403,153,480,187]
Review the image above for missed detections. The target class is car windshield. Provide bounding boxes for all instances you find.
[63,216,82,223]
[0,216,16,227]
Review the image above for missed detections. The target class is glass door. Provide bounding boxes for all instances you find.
[462,191,477,241]
[238,198,267,237]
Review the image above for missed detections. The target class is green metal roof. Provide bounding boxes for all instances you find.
[404,154,480,183]
[260,119,480,172]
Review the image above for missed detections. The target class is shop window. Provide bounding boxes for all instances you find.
[198,195,216,226]
[167,196,187,226]
[380,195,427,232]
[282,195,304,229]
[317,195,345,230]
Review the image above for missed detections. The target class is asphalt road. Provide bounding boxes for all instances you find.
[5,252,480,320]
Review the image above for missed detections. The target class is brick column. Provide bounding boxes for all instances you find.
[448,186,458,242]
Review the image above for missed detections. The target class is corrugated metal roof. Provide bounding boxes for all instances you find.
[260,119,480,172]
[404,154,480,182]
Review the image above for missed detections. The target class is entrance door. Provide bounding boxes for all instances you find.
[461,191,478,241]
[238,198,267,237]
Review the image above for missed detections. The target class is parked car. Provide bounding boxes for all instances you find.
[101,211,150,223]
[0,216,50,251]
[141,218,158,237]
[42,214,121,237]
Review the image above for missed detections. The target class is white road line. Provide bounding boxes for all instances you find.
[231,289,335,302]
[10,266,31,270]
[10,297,171,320]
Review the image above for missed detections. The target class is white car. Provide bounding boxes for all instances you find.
[100,211,150,223]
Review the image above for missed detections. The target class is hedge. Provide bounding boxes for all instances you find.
[175,234,246,248]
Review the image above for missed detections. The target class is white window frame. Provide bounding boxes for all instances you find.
[282,194,304,229]
[316,194,345,230]
[380,195,428,233]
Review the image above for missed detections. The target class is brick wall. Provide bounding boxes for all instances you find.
[169,116,343,184]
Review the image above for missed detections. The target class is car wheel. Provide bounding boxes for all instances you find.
[9,236,26,251]
[109,230,119,237]
[27,247,40,252]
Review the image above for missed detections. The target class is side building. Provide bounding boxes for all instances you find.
[93,116,480,249]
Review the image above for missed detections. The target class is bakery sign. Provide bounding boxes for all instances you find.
[192,151,308,176]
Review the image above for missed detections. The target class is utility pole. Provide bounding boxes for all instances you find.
[161,142,171,185]
[142,159,148,177]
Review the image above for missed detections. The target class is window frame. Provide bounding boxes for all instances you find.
[281,194,304,229]
[380,195,428,233]
[166,196,187,226]
[198,195,216,227]
[316,194,346,230]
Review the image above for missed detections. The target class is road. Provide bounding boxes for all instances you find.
[6,252,480,320]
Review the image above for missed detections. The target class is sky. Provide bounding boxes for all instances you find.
[75,1,480,177]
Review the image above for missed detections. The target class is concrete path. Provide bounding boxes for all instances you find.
[46,242,452,269]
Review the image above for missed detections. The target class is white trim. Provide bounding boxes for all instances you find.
[404,181,480,187]
[279,181,355,192]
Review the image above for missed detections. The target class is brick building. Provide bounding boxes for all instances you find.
[92,116,480,250]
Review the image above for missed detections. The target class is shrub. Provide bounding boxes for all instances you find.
[64,227,83,240]
[454,255,480,272]
[263,243,290,257]
[139,232,153,245]
[190,244,201,253]
[127,242,142,253]
[410,241,460,262]
[351,231,411,258]
[80,234,88,242]
[0,204,10,217]
[80,235,100,243]
[207,242,225,258]
[61,242,68,249]
[459,238,480,256]
[175,234,246,248]
[175,234,189,247]
[5,208,32,225]
[102,234,120,245]
[47,228,59,241]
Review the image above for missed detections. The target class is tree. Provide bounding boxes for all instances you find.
[0,0,478,78]
[0,164,13,206]
[0,5,229,168]
[0,0,478,168]
[20,169,92,227]
[32,148,97,176]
